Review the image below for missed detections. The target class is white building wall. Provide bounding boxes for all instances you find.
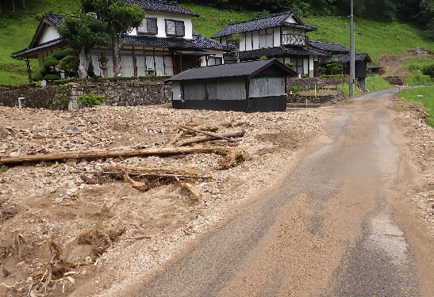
[39,26,60,44]
[309,56,314,77]
[252,31,259,50]
[273,27,281,47]
[303,58,309,76]
[245,32,252,51]
[285,16,297,23]
[128,11,193,39]
[240,33,246,51]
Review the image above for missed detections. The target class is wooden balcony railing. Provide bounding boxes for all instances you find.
[282,34,308,47]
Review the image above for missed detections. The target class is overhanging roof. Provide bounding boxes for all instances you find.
[126,0,198,16]
[321,53,372,64]
[212,11,316,38]
[12,38,65,59]
[166,58,298,82]
[224,45,327,62]
[309,40,350,54]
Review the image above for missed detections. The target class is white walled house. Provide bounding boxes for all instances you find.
[12,0,232,79]
[212,11,326,77]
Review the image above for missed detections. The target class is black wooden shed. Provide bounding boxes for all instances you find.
[165,59,298,112]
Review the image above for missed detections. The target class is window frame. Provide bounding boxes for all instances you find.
[137,17,158,35]
[165,19,185,37]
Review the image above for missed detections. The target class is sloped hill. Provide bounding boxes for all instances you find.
[1,2,434,85]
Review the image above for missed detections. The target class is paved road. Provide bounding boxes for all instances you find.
[133,89,423,297]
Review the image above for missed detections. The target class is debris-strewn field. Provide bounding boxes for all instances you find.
[0,105,325,296]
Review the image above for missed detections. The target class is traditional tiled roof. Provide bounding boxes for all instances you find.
[126,0,198,16]
[212,11,316,38]
[224,45,327,61]
[44,12,63,25]
[309,40,350,54]
[123,32,232,51]
[11,38,64,58]
[166,58,297,82]
[321,53,372,64]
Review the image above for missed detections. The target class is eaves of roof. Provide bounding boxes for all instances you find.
[126,0,198,16]
[211,11,316,38]
[166,58,297,82]
[320,53,372,64]
[224,45,327,61]
[11,38,64,59]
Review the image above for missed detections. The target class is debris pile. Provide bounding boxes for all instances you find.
[0,105,324,296]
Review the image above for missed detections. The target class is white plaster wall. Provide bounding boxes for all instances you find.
[273,27,281,47]
[221,36,227,45]
[240,33,246,51]
[39,26,60,44]
[309,55,314,77]
[172,82,181,100]
[252,31,259,50]
[245,32,252,51]
[128,12,193,39]
[285,16,297,23]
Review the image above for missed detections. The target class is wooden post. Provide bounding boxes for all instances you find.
[25,59,32,83]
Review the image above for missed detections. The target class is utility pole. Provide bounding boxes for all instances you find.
[349,0,355,96]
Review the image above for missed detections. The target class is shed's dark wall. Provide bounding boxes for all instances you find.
[172,95,286,112]
[355,61,367,78]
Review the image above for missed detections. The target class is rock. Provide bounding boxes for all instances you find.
[2,267,11,278]
[53,197,64,204]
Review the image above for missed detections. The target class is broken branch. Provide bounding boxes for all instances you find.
[180,125,241,143]
[178,131,245,146]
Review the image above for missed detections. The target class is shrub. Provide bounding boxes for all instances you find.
[290,85,303,93]
[32,72,44,81]
[44,74,61,81]
[78,92,105,107]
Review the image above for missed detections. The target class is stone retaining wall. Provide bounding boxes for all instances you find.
[287,77,350,91]
[0,79,171,110]
[288,91,345,105]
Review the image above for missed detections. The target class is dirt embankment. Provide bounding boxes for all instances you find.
[0,105,326,297]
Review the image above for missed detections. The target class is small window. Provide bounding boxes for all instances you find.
[165,19,185,37]
[137,18,158,35]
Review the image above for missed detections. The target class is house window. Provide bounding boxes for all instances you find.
[259,29,273,48]
[291,58,304,75]
[137,18,158,35]
[165,19,185,37]
[208,57,222,66]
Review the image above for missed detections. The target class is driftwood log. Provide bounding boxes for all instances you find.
[178,131,245,146]
[180,125,240,143]
[0,147,233,166]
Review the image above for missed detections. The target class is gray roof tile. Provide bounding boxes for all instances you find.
[126,0,198,16]
[309,40,350,54]
[224,45,327,61]
[166,58,297,82]
[123,32,232,51]
[212,11,316,38]
[321,53,372,64]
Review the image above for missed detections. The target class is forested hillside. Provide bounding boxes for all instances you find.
[1,0,434,85]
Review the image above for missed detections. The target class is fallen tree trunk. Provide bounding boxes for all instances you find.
[178,131,245,146]
[0,147,232,166]
[180,125,240,143]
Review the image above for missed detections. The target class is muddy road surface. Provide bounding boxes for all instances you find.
[132,89,434,297]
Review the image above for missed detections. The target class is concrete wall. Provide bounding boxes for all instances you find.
[0,79,170,110]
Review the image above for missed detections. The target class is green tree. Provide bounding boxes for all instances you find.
[81,0,145,76]
[58,14,111,78]
[326,59,343,75]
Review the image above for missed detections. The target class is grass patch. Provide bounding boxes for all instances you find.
[0,0,80,85]
[402,56,434,86]
[182,4,258,37]
[366,76,394,91]
[305,16,434,63]
[397,86,434,126]
[338,83,363,97]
